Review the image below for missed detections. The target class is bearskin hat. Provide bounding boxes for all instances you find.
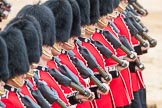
[68,0,81,37]
[89,0,100,24]
[128,0,137,4]
[99,0,114,16]
[1,27,29,79]
[76,0,90,26]
[0,37,9,81]
[6,17,40,64]
[113,0,120,9]
[22,15,42,56]
[17,4,56,46]
[44,0,73,42]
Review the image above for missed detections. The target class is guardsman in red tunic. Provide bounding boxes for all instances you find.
[0,36,9,108]
[17,1,93,108]
[1,27,40,108]
[106,2,140,106]
[113,1,150,108]
[62,0,114,107]
[108,1,153,108]
[69,0,131,107]
[104,21,134,107]
[84,0,132,107]
[6,15,52,107]
[67,0,112,107]
[113,0,143,104]
[127,0,148,16]
[45,0,95,107]
[17,3,71,108]
[49,0,112,107]
[78,0,114,103]
[6,16,40,104]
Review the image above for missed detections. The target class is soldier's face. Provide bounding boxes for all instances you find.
[0,80,5,96]
[85,24,96,37]
[97,16,107,29]
[62,37,76,50]
[42,45,53,59]
[26,64,37,78]
[11,74,26,88]
[117,0,128,12]
[43,46,52,54]
[107,11,118,19]
[81,26,86,35]
[51,42,62,56]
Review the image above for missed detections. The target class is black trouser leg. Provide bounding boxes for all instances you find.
[124,105,131,108]
[131,91,143,108]
[139,88,147,108]
[116,105,131,108]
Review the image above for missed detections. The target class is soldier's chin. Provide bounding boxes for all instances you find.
[26,72,34,79]
[15,80,24,88]
[0,89,5,96]
[12,78,25,88]
[62,42,74,50]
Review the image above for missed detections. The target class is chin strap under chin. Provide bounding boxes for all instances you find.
[97,19,107,28]
[42,48,53,59]
[64,42,74,48]
[85,26,95,35]
[0,89,5,96]
[119,3,127,11]
[11,78,24,87]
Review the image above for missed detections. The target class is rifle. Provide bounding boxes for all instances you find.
[0,101,5,108]
[48,65,93,99]
[102,29,137,59]
[25,80,51,108]
[126,4,139,16]
[127,0,147,16]
[18,92,41,108]
[89,37,128,68]
[119,36,134,51]
[132,1,148,15]
[33,72,68,108]
[130,17,157,47]
[4,84,41,108]
[75,39,111,82]
[123,17,149,48]
[102,29,145,70]
[124,10,140,22]
[124,7,149,33]
[119,35,145,70]
[67,50,108,93]
[136,1,148,14]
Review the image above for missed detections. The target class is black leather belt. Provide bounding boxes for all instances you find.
[107,66,119,78]
[94,70,119,81]
[109,71,119,78]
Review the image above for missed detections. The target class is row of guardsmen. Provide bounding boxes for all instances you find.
[0,0,157,108]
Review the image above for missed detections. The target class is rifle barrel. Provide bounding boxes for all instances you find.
[96,66,111,82]
[136,34,149,47]
[141,32,157,47]
[70,82,92,98]
[131,2,146,15]
[135,59,145,70]
[120,45,136,59]
[111,55,128,68]
[56,99,68,108]
[90,75,108,93]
